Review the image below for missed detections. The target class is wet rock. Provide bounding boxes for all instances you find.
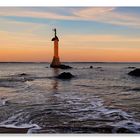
[59,65,72,69]
[131,88,140,91]
[38,126,114,133]
[56,72,74,79]
[18,73,27,76]
[127,67,136,69]
[50,64,72,69]
[116,127,135,133]
[128,68,140,77]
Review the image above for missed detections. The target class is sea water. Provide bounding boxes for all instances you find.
[0,62,140,133]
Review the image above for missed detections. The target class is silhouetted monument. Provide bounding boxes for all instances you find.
[50,28,61,68]
[50,29,72,69]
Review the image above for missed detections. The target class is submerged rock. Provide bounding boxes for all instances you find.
[56,72,74,79]
[116,127,135,133]
[128,68,140,77]
[18,73,27,76]
[59,65,72,69]
[127,67,136,69]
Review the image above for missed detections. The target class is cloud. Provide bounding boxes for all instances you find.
[73,8,140,27]
[1,28,140,50]
[0,18,47,33]
[0,7,140,28]
[0,30,49,48]
[62,34,140,43]
[0,8,79,20]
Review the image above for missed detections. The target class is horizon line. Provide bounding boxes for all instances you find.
[0,61,139,63]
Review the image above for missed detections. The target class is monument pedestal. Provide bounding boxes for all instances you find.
[50,56,61,68]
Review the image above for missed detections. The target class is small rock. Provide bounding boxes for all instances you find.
[50,64,72,69]
[18,73,27,76]
[128,68,140,77]
[56,72,74,79]
[59,65,72,69]
[126,67,136,69]
[127,67,136,69]
[116,127,135,133]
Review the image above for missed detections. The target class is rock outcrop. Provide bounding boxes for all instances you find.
[56,72,74,79]
[51,64,72,69]
[18,73,27,76]
[128,68,140,77]
[127,67,136,69]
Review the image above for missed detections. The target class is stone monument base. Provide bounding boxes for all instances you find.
[50,57,61,68]
[50,57,72,69]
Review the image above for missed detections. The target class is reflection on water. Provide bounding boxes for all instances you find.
[52,68,59,92]
[0,63,140,133]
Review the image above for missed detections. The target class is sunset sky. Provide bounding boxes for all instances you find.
[0,7,140,62]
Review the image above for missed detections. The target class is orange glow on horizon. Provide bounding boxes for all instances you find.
[60,48,140,62]
[0,47,139,62]
[0,30,140,62]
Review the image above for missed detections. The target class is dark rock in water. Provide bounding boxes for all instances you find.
[127,67,136,69]
[18,73,27,76]
[131,88,140,91]
[128,68,140,77]
[116,127,135,133]
[90,66,93,69]
[50,64,72,69]
[59,65,72,69]
[56,72,74,79]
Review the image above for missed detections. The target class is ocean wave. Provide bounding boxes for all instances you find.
[0,73,49,88]
[0,111,41,133]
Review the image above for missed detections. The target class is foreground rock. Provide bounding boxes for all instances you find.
[0,126,29,133]
[36,126,135,133]
[56,72,74,79]
[128,68,140,77]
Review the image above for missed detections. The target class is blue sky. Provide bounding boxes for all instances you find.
[1,7,140,36]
